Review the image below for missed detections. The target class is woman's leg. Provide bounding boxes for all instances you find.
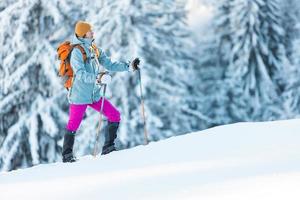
[89,98,121,122]
[66,104,88,132]
[89,98,120,155]
[63,104,88,162]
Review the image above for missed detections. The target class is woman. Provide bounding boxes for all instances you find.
[62,21,140,162]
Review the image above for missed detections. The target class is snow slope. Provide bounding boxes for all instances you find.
[1,119,300,200]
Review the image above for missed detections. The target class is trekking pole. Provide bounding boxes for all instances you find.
[137,69,149,145]
[91,46,108,157]
[93,84,107,157]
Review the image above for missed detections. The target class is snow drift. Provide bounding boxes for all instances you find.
[1,119,300,200]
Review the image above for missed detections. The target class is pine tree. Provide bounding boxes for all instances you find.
[0,0,85,171]
[214,0,234,68]
[281,0,300,63]
[188,2,234,129]
[280,0,300,118]
[194,38,233,127]
[222,0,287,121]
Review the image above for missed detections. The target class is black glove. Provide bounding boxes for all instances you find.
[131,58,140,71]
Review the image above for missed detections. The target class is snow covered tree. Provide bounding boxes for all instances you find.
[213,0,234,69]
[191,0,235,126]
[220,0,288,121]
[78,0,198,149]
[281,0,300,63]
[279,0,300,118]
[0,0,86,171]
[186,0,234,129]
[193,37,233,127]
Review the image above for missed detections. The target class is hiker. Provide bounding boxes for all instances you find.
[61,21,140,162]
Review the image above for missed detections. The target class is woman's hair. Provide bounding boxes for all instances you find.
[75,33,86,38]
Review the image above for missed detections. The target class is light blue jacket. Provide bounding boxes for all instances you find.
[68,35,129,104]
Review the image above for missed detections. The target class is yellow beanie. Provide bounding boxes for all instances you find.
[75,21,92,37]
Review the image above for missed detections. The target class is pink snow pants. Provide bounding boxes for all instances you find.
[66,98,121,132]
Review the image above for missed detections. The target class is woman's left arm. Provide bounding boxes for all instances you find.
[98,50,129,72]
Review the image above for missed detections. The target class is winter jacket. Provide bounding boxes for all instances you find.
[68,35,129,104]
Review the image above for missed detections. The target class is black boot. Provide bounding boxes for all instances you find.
[101,122,119,155]
[62,130,77,163]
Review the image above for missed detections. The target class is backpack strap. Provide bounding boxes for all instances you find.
[73,44,87,62]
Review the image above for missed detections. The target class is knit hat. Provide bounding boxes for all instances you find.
[75,21,92,37]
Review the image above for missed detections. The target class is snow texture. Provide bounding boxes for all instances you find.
[1,0,300,173]
[0,119,300,200]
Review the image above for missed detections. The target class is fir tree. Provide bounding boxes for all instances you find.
[0,0,85,171]
[281,0,300,63]
[223,0,287,121]
[280,0,300,118]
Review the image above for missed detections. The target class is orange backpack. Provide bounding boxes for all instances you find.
[57,41,100,90]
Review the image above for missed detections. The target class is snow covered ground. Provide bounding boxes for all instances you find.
[1,119,300,200]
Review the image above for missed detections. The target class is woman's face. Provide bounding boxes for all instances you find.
[85,30,94,39]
